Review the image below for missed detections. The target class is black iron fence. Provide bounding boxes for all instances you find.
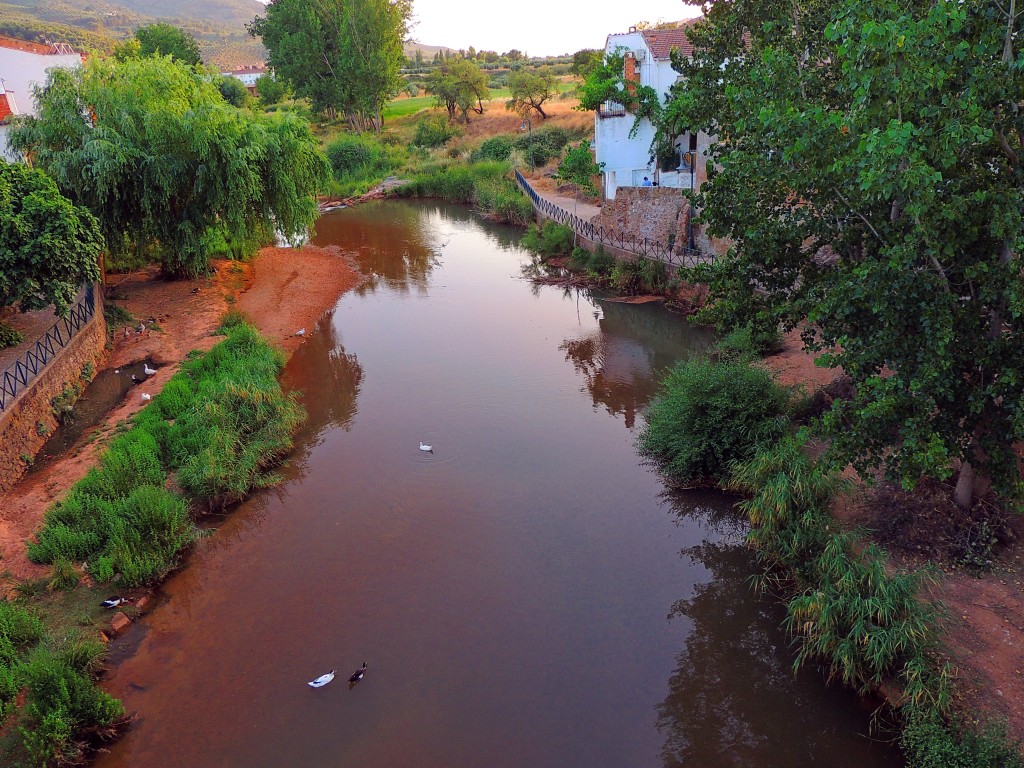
[0,283,97,412]
[514,170,713,270]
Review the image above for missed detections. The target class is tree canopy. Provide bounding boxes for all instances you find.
[669,0,1024,508]
[570,49,603,79]
[425,59,490,122]
[134,23,202,65]
[505,67,559,119]
[0,163,102,315]
[250,0,412,132]
[9,56,329,279]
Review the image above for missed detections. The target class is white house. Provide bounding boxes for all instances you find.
[221,65,268,93]
[0,36,83,162]
[593,20,713,200]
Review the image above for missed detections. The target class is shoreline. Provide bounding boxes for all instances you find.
[0,243,364,585]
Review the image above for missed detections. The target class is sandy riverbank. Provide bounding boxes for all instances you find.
[0,244,363,584]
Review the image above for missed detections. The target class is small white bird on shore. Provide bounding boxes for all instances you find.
[419,442,432,453]
[308,670,336,688]
[141,393,151,402]
[295,328,306,337]
[143,364,157,376]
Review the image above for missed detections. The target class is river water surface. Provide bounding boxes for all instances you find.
[95,201,901,768]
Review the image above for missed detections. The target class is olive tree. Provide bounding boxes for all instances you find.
[505,68,559,119]
[10,56,329,278]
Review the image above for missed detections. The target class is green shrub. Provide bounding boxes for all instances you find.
[521,221,574,258]
[0,321,25,349]
[902,714,1024,768]
[513,126,572,166]
[0,601,45,654]
[412,114,460,147]
[638,359,788,485]
[20,649,124,765]
[472,135,515,162]
[611,256,670,294]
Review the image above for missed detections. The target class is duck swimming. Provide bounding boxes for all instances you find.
[348,662,367,684]
[308,670,336,688]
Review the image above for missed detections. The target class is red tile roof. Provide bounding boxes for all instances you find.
[0,93,13,123]
[0,35,60,55]
[641,19,699,60]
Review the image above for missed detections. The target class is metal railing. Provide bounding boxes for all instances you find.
[0,283,97,412]
[514,170,713,270]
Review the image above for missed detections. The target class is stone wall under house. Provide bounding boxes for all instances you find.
[591,187,692,252]
[0,302,107,492]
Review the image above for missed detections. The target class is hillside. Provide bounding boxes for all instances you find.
[0,0,265,67]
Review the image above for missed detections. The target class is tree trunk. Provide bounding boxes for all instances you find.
[954,460,976,510]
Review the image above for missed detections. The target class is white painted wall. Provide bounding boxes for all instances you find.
[593,31,711,200]
[0,47,81,117]
[0,124,16,163]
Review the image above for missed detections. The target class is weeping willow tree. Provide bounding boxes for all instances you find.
[9,56,330,278]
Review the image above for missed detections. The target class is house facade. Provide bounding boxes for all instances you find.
[0,36,83,162]
[221,65,268,94]
[593,21,712,200]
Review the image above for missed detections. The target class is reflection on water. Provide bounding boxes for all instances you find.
[560,294,713,428]
[657,494,902,768]
[94,201,900,768]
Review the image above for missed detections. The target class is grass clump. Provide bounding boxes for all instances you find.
[714,323,784,361]
[397,160,532,225]
[324,133,408,197]
[638,358,788,486]
[162,323,305,508]
[522,221,574,258]
[901,714,1024,768]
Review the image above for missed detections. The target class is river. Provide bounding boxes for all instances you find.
[95,201,901,768]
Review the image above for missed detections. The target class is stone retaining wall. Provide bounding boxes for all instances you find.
[591,187,692,251]
[0,306,107,492]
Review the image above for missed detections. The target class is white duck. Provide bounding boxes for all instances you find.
[143,363,157,376]
[419,442,433,453]
[308,670,336,688]
[141,393,152,402]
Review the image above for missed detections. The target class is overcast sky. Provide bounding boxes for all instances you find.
[408,0,703,57]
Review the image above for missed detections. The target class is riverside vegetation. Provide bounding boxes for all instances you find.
[0,315,303,766]
[636,342,1024,768]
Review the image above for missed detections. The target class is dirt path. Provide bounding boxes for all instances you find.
[0,245,362,584]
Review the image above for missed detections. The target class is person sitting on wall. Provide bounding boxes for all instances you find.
[641,176,653,187]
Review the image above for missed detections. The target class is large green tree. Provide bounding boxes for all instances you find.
[0,163,102,315]
[9,56,329,279]
[250,0,412,132]
[670,0,1024,508]
[134,23,202,65]
[425,59,490,122]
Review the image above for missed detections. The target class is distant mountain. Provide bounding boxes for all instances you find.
[404,41,453,58]
[0,0,265,67]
